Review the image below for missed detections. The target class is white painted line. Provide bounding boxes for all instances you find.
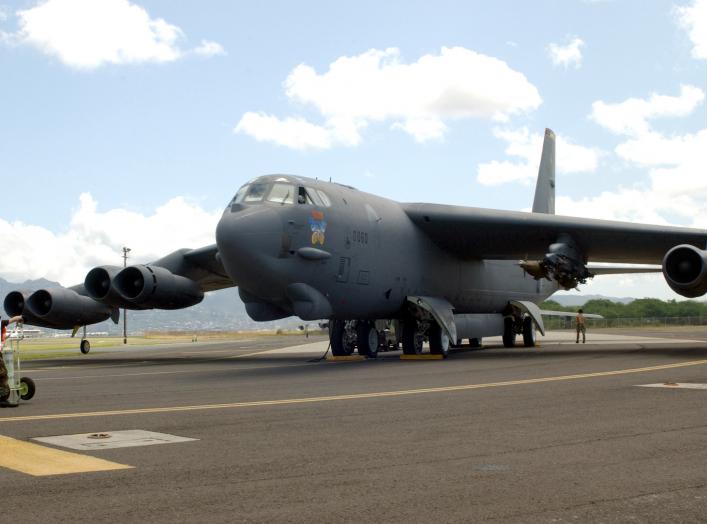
[637,383,707,390]
[33,430,198,451]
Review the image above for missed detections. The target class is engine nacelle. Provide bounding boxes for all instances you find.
[25,287,114,329]
[4,290,49,327]
[662,245,707,298]
[113,265,204,310]
[84,266,126,306]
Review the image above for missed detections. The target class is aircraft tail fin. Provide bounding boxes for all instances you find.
[532,128,556,214]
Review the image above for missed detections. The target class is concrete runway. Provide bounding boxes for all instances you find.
[2,329,707,522]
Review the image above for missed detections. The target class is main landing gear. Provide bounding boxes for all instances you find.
[401,310,449,357]
[503,314,537,348]
[329,320,400,358]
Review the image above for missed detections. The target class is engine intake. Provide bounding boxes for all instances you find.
[662,245,707,298]
[85,266,124,305]
[24,287,114,329]
[113,265,204,310]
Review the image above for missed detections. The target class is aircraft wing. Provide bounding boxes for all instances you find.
[181,244,234,292]
[402,204,707,264]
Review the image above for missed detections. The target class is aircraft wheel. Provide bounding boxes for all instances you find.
[402,319,424,355]
[502,318,516,348]
[429,322,450,357]
[80,340,91,354]
[469,338,482,348]
[20,377,36,401]
[356,321,379,358]
[522,316,537,348]
[330,320,355,356]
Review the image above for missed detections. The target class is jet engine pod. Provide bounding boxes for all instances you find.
[4,290,29,317]
[113,265,204,310]
[25,287,114,329]
[662,244,707,298]
[84,265,126,306]
[3,290,46,327]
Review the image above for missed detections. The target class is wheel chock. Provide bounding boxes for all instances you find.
[326,355,366,362]
[400,354,446,361]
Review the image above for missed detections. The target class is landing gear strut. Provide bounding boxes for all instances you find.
[401,316,425,355]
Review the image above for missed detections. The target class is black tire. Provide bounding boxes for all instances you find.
[80,339,91,354]
[20,377,36,401]
[503,318,516,348]
[429,322,450,357]
[357,321,379,358]
[522,316,537,348]
[402,319,423,355]
[330,320,355,356]
[469,338,482,348]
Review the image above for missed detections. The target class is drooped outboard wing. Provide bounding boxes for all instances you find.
[4,244,236,330]
[402,204,707,264]
[402,203,707,297]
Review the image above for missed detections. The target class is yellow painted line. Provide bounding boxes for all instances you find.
[2,359,707,424]
[0,435,133,476]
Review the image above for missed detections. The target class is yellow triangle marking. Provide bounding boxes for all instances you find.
[0,435,133,476]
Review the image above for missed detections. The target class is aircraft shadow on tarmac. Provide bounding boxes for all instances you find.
[26,343,707,370]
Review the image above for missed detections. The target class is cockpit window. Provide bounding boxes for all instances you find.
[316,190,332,207]
[241,183,269,203]
[267,183,295,205]
[297,186,324,206]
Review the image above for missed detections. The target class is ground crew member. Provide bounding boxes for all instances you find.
[0,316,23,407]
[575,309,586,344]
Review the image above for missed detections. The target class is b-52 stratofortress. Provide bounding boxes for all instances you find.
[5,129,707,356]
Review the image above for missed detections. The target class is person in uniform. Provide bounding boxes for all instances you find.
[575,309,586,344]
[0,316,23,406]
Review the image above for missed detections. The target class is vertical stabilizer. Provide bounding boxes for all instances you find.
[532,128,556,214]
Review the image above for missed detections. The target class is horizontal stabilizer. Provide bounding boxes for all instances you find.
[541,310,604,319]
[587,263,662,276]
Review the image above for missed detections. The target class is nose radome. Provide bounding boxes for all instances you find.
[216,208,283,277]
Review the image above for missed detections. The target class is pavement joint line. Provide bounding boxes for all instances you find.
[2,358,707,424]
[0,435,133,476]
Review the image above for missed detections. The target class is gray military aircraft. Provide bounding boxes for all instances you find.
[4,129,707,356]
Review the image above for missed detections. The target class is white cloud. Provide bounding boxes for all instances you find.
[588,86,707,202]
[590,84,704,136]
[0,193,221,286]
[235,47,542,149]
[477,127,600,186]
[194,39,225,57]
[3,0,223,69]
[0,6,8,22]
[235,112,337,150]
[547,37,584,69]
[676,0,707,59]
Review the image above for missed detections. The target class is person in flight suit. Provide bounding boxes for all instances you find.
[575,309,586,344]
[0,316,23,407]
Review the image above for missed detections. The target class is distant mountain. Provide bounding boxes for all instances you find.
[548,294,635,307]
[0,277,302,334]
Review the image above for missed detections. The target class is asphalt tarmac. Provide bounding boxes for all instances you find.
[2,329,707,523]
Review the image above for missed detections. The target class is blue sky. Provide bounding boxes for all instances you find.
[1,0,706,299]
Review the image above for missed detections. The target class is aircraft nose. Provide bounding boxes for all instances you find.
[215,207,283,280]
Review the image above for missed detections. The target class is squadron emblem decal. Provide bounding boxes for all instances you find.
[309,210,327,245]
